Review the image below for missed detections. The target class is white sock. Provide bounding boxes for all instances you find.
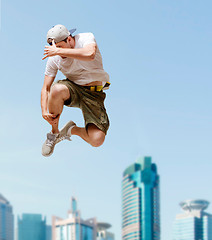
[67,125,75,137]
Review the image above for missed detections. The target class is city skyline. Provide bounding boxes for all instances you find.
[0,193,114,240]
[5,196,212,240]
[1,0,212,239]
[2,186,212,240]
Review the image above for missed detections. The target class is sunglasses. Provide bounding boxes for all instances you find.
[47,38,54,46]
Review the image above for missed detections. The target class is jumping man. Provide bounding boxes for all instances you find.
[41,24,110,157]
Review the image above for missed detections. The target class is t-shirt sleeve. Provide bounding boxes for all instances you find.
[82,33,96,47]
[44,57,59,77]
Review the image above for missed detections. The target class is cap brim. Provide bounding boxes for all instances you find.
[69,28,76,35]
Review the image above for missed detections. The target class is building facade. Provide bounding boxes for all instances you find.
[18,214,48,240]
[0,194,14,240]
[122,157,160,240]
[173,199,212,240]
[52,197,114,240]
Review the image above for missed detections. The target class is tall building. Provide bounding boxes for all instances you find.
[122,157,160,240]
[0,194,14,240]
[173,199,212,240]
[46,225,52,240]
[18,214,47,240]
[97,223,114,240]
[52,197,114,240]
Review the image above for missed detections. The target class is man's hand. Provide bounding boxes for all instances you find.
[42,112,60,125]
[42,40,58,60]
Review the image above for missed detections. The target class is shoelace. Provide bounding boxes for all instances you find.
[57,135,71,142]
[46,135,56,147]
[46,133,71,147]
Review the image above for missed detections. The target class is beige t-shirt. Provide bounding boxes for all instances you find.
[45,32,109,86]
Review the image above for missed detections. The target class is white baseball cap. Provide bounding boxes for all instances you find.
[47,24,76,44]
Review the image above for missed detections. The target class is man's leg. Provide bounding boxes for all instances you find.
[47,83,106,146]
[48,83,70,133]
[42,83,72,157]
[71,124,105,147]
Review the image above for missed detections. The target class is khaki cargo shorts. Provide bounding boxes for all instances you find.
[56,79,110,135]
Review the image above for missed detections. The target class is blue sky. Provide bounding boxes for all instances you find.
[1,0,212,239]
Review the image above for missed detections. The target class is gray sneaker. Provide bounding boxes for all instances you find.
[58,120,76,139]
[42,121,76,157]
[42,132,60,157]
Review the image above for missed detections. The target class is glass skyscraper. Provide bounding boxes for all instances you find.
[52,197,114,240]
[173,199,212,240]
[0,194,14,240]
[122,157,160,240]
[18,214,48,240]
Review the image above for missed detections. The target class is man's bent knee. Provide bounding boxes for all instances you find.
[87,125,105,147]
[50,84,70,100]
[90,135,105,147]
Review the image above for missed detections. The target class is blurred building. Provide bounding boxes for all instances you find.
[18,213,51,240]
[52,197,114,240]
[97,222,114,240]
[0,193,14,240]
[46,225,52,240]
[173,199,212,240]
[122,157,160,240]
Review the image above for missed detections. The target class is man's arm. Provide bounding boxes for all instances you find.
[41,75,58,125]
[42,41,97,61]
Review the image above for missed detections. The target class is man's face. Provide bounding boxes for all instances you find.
[55,40,69,48]
[55,36,74,49]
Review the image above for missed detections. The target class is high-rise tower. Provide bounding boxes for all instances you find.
[122,157,160,240]
[18,214,47,240]
[52,197,114,240]
[173,199,212,240]
[0,194,14,240]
